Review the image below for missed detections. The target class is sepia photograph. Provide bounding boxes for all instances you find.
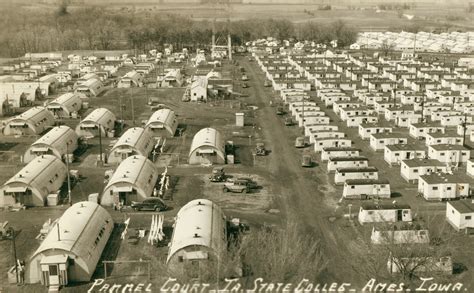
[0,0,473,292]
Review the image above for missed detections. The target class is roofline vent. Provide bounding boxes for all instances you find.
[194,233,200,238]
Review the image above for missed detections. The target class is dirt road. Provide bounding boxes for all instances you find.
[240,57,357,283]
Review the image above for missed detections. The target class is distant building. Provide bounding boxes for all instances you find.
[3,107,54,136]
[190,77,208,102]
[75,108,116,138]
[343,179,391,199]
[46,92,83,118]
[188,128,225,165]
[101,155,158,206]
[108,127,154,164]
[24,126,78,163]
[144,108,178,137]
[0,155,66,207]
[418,173,470,201]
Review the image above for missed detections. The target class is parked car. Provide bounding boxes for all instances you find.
[256,143,266,156]
[234,177,258,189]
[302,155,313,167]
[223,178,258,193]
[131,198,168,211]
[264,80,271,87]
[242,74,249,81]
[284,117,293,126]
[242,82,249,88]
[209,167,225,182]
[295,136,306,148]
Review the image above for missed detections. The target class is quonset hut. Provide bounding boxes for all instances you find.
[167,199,227,278]
[24,126,78,163]
[0,155,66,207]
[101,155,158,206]
[188,128,225,165]
[25,201,113,288]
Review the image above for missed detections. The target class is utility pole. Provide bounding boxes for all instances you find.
[9,228,18,284]
[66,142,71,206]
[98,125,103,165]
[130,87,135,126]
[463,112,468,147]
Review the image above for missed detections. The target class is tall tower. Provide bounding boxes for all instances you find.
[211,0,232,60]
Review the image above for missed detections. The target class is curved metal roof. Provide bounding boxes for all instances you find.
[4,155,66,191]
[8,107,54,126]
[110,127,153,155]
[32,126,77,150]
[189,127,224,158]
[103,155,157,192]
[80,108,115,127]
[167,199,226,263]
[145,109,177,135]
[31,201,113,275]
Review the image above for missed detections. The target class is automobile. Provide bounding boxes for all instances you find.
[302,155,313,167]
[276,107,285,115]
[295,136,306,148]
[223,180,250,193]
[242,82,249,88]
[264,80,271,87]
[223,178,258,193]
[241,74,249,81]
[256,143,266,156]
[209,167,225,182]
[234,177,258,189]
[131,197,168,211]
[284,117,293,126]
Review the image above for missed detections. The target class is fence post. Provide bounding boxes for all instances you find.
[104,262,107,279]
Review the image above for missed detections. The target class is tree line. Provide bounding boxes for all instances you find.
[0,5,357,58]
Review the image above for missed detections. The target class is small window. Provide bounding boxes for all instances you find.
[351,186,355,189]
[466,216,472,220]
[433,186,439,190]
[447,187,452,190]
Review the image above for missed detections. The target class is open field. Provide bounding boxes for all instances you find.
[2,1,473,30]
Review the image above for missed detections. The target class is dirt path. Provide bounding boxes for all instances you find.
[241,57,356,283]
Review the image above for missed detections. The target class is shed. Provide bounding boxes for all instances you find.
[101,155,158,206]
[427,144,470,165]
[46,93,83,118]
[321,147,361,161]
[327,156,369,172]
[446,200,474,231]
[24,126,78,163]
[343,179,391,199]
[167,199,226,278]
[0,155,66,207]
[418,173,470,201]
[369,133,408,151]
[400,159,448,183]
[384,144,426,166]
[3,107,54,136]
[108,127,154,164]
[334,167,378,185]
[145,108,178,137]
[189,128,225,165]
[190,77,208,101]
[25,201,113,287]
[358,203,412,224]
[75,108,116,138]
